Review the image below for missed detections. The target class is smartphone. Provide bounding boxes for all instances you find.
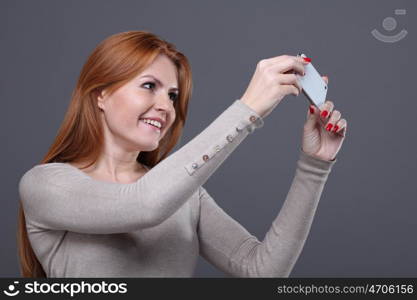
[296,53,327,108]
[296,53,344,137]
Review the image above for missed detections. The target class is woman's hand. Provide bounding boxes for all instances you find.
[301,76,348,161]
[240,55,310,119]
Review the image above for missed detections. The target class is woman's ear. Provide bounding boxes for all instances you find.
[95,88,107,111]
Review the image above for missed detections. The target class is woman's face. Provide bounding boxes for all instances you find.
[97,54,178,152]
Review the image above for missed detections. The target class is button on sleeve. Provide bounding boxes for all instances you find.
[184,99,266,176]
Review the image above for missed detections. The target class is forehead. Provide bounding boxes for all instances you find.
[136,54,178,85]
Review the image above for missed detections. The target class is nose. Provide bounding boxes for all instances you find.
[154,93,172,115]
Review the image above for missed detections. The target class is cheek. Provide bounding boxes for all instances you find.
[106,103,140,131]
[106,112,131,133]
[165,113,176,132]
[170,109,176,125]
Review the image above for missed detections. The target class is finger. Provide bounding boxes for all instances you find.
[322,75,329,85]
[324,110,341,132]
[281,84,300,97]
[305,104,320,130]
[278,73,302,93]
[333,118,347,133]
[319,100,335,120]
[272,56,306,76]
[267,54,310,66]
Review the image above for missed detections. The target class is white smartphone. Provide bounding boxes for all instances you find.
[296,53,327,108]
[296,53,345,136]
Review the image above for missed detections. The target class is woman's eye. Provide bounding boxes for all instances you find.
[143,82,178,101]
[142,82,156,90]
[169,93,179,101]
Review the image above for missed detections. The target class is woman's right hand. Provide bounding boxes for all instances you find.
[240,55,310,119]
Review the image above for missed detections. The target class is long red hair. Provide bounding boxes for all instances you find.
[17,30,193,277]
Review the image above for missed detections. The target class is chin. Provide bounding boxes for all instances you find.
[136,141,159,152]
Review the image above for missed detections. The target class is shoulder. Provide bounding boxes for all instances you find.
[20,162,76,179]
[18,162,84,193]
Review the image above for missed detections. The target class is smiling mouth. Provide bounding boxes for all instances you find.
[138,119,162,133]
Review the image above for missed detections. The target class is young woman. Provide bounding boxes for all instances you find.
[17,30,347,277]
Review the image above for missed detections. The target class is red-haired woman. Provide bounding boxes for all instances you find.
[17,31,347,277]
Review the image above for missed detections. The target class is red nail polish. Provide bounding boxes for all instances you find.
[321,110,328,118]
[326,124,333,131]
[333,125,339,132]
[309,106,315,114]
[303,57,312,63]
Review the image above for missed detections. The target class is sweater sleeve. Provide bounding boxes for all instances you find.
[197,149,337,277]
[18,100,264,234]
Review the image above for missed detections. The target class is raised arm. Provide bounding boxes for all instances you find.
[197,150,337,277]
[18,100,264,234]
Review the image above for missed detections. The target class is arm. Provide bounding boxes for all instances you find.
[197,150,337,277]
[18,100,264,234]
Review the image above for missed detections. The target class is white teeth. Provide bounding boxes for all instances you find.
[140,118,162,129]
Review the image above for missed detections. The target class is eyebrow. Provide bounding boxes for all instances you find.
[140,74,179,92]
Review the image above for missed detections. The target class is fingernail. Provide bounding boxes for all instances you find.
[321,110,328,118]
[303,57,311,63]
[333,125,339,132]
[326,123,333,131]
[309,106,315,114]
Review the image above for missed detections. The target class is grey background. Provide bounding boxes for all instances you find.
[1,0,416,277]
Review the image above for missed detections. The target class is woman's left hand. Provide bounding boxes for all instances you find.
[301,76,348,161]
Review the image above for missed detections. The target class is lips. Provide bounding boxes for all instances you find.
[143,121,159,129]
[139,116,165,129]
[138,119,161,133]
